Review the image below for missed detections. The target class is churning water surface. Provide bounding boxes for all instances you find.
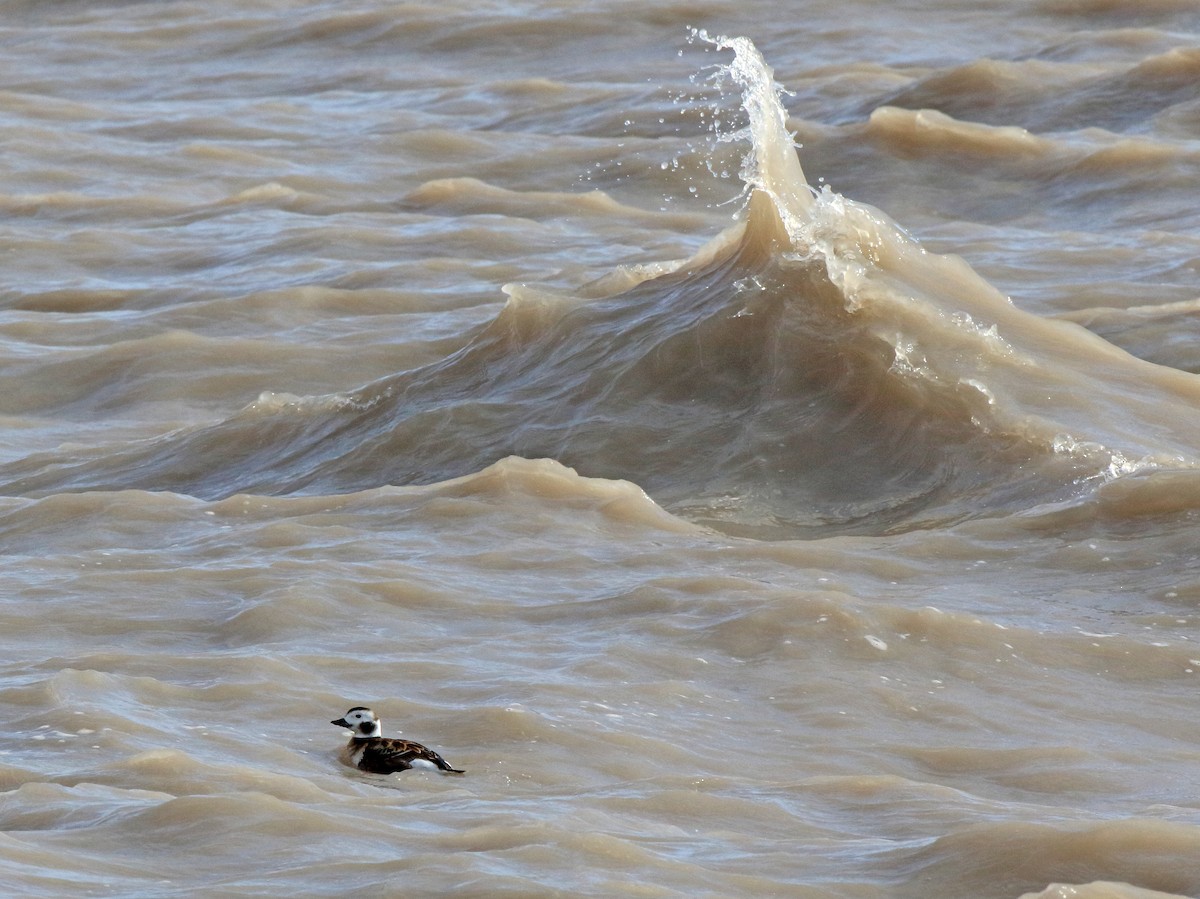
[2,2,1200,897]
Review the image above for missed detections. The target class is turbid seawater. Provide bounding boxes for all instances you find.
[2,2,1200,897]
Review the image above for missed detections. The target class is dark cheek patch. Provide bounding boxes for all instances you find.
[359,722,373,735]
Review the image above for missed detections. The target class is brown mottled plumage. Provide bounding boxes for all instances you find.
[330,707,464,775]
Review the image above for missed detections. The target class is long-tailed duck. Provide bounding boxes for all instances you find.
[330,707,464,775]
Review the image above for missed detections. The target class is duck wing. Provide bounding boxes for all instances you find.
[360,737,464,775]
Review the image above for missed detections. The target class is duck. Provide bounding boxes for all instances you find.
[330,706,464,775]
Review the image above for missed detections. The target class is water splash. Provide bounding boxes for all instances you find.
[691,29,813,227]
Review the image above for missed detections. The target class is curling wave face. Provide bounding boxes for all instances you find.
[4,35,1199,540]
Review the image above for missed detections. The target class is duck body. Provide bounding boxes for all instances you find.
[331,707,464,775]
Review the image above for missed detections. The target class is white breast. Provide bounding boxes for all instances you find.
[340,743,366,768]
